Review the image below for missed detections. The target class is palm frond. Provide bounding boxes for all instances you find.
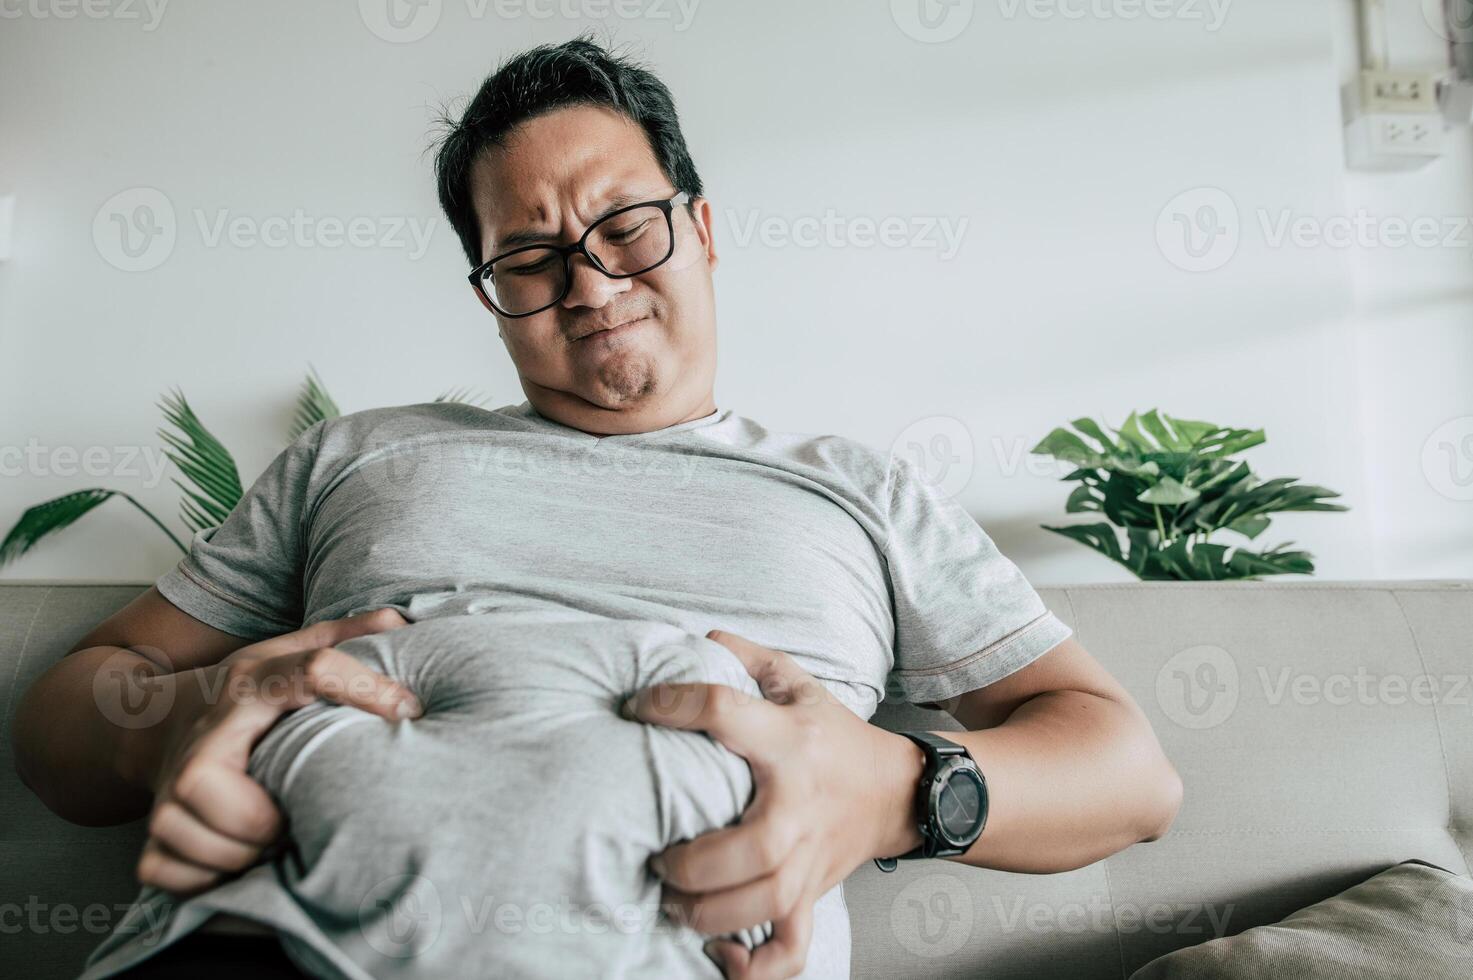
[1,489,117,567]
[0,488,187,566]
[157,389,243,534]
[435,386,489,408]
[291,364,341,441]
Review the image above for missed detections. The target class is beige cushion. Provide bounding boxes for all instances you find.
[1130,861,1473,979]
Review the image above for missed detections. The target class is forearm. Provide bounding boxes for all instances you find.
[11,647,206,826]
[876,691,1182,873]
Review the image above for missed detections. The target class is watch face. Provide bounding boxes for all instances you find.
[936,767,987,845]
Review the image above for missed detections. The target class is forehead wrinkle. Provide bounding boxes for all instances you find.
[493,183,664,252]
[473,107,669,255]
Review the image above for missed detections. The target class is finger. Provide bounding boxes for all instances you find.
[147,798,263,873]
[705,631,830,707]
[251,645,421,721]
[665,852,812,936]
[136,838,222,895]
[624,683,786,759]
[654,791,801,892]
[317,607,410,644]
[168,755,284,846]
[704,939,748,978]
[736,904,814,980]
[241,607,409,662]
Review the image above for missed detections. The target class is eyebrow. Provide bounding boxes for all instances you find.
[492,191,660,252]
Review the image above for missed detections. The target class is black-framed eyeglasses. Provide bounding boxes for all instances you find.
[468,192,693,318]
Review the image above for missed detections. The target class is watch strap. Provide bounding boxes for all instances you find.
[873,732,967,872]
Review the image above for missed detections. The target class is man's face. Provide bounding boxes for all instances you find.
[469,105,719,435]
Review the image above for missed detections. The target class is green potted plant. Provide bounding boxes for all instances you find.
[0,367,486,567]
[1031,410,1347,581]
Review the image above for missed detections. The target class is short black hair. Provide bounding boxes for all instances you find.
[433,34,704,268]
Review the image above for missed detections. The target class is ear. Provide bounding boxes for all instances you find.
[689,196,719,273]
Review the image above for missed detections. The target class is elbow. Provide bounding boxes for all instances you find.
[1138,757,1183,843]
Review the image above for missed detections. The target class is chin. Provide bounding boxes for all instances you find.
[583,352,663,407]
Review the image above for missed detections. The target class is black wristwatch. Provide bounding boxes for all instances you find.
[874,732,988,873]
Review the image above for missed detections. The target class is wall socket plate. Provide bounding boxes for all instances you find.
[1344,111,1448,171]
[1343,70,1448,171]
[1356,70,1440,113]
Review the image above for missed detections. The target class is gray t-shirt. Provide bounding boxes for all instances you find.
[155,400,1070,710]
[81,401,1073,980]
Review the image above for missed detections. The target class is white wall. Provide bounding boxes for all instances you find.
[0,0,1468,585]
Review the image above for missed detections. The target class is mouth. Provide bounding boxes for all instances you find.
[572,316,649,343]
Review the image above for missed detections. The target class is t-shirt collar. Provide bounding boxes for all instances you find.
[510,401,731,443]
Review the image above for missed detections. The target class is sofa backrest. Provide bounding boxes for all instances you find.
[856,581,1473,978]
[2,581,1470,980]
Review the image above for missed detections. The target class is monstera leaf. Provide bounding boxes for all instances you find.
[1034,410,1346,581]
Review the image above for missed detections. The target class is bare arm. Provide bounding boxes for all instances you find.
[10,586,249,826]
[900,635,1185,873]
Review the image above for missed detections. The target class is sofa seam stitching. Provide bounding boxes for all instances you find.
[1101,858,1127,979]
[1388,589,1459,842]
[1,585,52,737]
[1061,587,1082,644]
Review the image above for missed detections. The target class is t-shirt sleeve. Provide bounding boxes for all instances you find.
[153,421,324,642]
[882,454,1073,705]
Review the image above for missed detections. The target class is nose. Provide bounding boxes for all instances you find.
[560,251,631,311]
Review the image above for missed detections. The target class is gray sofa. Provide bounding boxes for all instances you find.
[3,580,1470,979]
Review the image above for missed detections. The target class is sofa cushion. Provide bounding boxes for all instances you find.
[1128,860,1473,979]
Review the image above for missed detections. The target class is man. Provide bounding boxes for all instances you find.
[13,36,1181,980]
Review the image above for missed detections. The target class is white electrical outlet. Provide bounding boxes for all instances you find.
[1345,111,1447,171]
[1343,69,1448,171]
[1357,70,1439,113]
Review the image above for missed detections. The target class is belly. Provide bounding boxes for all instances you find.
[246,612,762,978]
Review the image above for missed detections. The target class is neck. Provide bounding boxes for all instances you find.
[522,385,717,436]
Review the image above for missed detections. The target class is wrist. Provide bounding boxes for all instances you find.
[872,729,926,860]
